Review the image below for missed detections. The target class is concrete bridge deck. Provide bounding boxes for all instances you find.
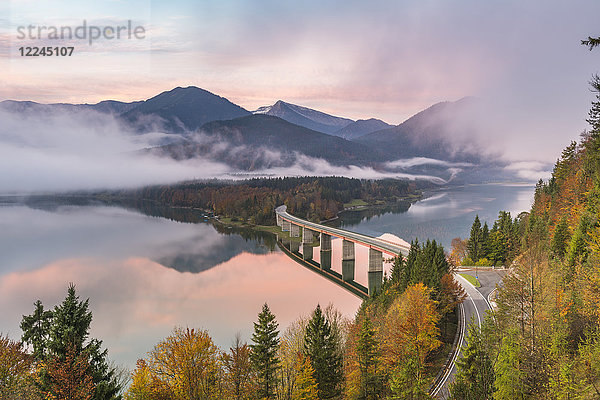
[275,205,410,257]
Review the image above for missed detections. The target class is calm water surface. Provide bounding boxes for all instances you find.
[0,183,533,370]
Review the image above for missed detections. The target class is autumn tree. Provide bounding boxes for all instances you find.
[45,344,96,400]
[448,238,467,267]
[277,315,308,400]
[382,283,440,399]
[251,303,280,399]
[0,334,36,399]
[223,334,255,400]
[292,354,319,400]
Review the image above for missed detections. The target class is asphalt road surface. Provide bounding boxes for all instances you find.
[431,268,507,399]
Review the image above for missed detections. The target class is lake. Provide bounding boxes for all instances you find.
[0,183,534,370]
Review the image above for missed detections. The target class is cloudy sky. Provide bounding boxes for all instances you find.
[1,0,599,163]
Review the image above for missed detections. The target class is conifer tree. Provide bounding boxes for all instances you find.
[356,317,384,400]
[250,303,280,399]
[450,321,494,400]
[304,305,342,399]
[21,284,122,400]
[467,215,483,262]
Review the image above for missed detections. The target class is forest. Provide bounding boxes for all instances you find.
[447,73,600,398]
[0,240,465,400]
[112,176,421,225]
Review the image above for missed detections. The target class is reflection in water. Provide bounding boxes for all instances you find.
[0,254,362,370]
[337,184,535,249]
[0,204,362,370]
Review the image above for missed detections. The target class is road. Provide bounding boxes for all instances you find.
[276,205,410,256]
[431,269,507,399]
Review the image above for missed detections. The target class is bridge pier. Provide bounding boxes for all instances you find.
[368,248,383,295]
[302,227,314,243]
[342,240,355,282]
[302,244,313,260]
[290,240,300,253]
[276,214,283,227]
[290,223,300,237]
[320,234,332,270]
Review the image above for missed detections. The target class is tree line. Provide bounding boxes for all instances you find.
[449,211,525,267]
[111,176,419,225]
[0,238,467,400]
[448,39,600,399]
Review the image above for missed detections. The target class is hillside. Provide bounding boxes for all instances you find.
[333,118,392,139]
[355,97,481,162]
[448,77,600,399]
[120,86,251,132]
[152,114,383,169]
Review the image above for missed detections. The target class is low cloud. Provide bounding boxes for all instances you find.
[504,161,552,182]
[0,106,456,193]
[385,157,474,169]
[0,107,232,193]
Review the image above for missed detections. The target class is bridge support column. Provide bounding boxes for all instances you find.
[282,220,291,232]
[320,250,332,269]
[290,223,300,237]
[320,233,332,270]
[320,234,331,250]
[342,240,355,282]
[368,248,383,295]
[302,244,313,260]
[276,214,282,227]
[290,240,300,253]
[302,227,314,243]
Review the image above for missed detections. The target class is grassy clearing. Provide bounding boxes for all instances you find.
[459,273,481,287]
[343,198,369,208]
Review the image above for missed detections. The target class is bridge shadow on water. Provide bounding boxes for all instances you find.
[276,236,368,300]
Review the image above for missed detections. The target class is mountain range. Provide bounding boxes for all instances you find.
[0,86,498,181]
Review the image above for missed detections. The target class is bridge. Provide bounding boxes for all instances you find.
[275,205,410,296]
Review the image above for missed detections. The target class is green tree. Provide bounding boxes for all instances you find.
[355,317,384,400]
[494,332,525,400]
[21,284,122,400]
[251,303,280,399]
[20,300,53,361]
[450,321,494,400]
[582,36,600,51]
[304,305,342,399]
[467,215,483,262]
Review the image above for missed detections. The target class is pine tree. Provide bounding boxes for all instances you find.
[467,215,483,262]
[20,300,53,361]
[356,317,384,400]
[450,321,495,400]
[481,222,490,260]
[304,305,342,399]
[250,303,280,399]
[20,284,122,400]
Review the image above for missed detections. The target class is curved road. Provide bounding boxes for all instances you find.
[431,269,506,399]
[275,205,410,256]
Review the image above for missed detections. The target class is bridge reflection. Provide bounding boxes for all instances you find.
[275,205,409,297]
